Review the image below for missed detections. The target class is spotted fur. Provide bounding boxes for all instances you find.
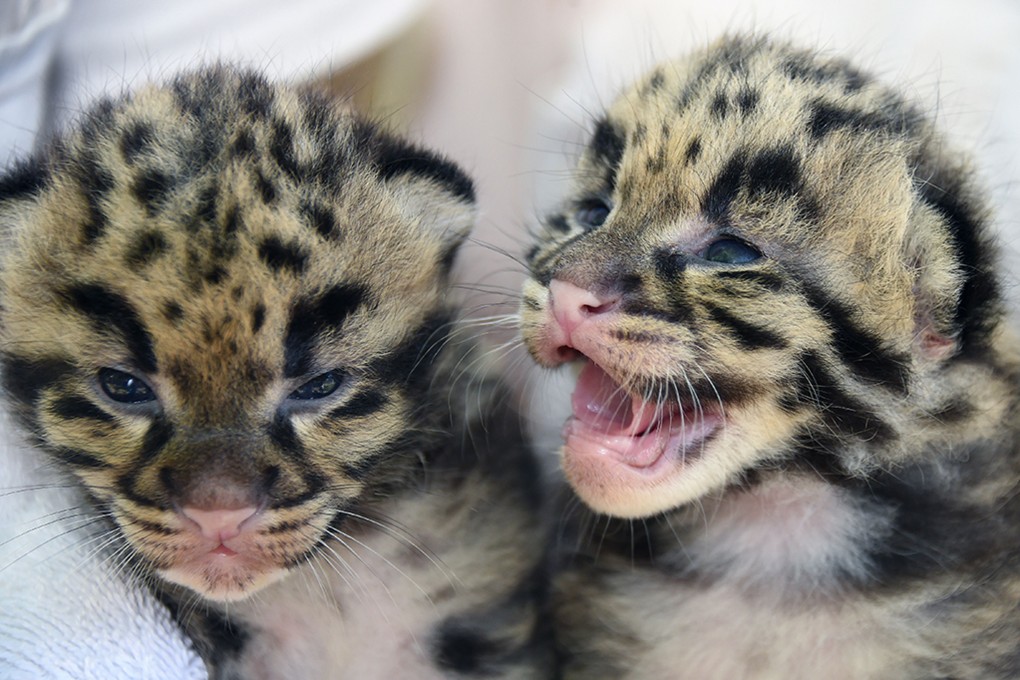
[521,36,1020,678]
[0,67,552,678]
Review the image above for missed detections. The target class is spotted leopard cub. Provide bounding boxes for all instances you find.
[521,36,1020,678]
[0,67,552,678]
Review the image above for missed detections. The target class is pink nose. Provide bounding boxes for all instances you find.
[549,279,621,336]
[181,506,259,542]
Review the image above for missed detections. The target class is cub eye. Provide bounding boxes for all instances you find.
[98,368,156,404]
[574,199,611,230]
[289,371,344,400]
[703,238,762,265]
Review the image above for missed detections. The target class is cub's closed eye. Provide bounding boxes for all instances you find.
[703,238,762,265]
[98,368,156,403]
[289,371,344,400]
[575,198,612,230]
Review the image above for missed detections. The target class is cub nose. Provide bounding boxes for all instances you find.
[181,506,259,542]
[549,279,621,335]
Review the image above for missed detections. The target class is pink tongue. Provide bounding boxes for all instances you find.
[572,362,661,435]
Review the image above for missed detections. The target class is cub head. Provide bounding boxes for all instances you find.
[521,36,1005,518]
[0,67,475,600]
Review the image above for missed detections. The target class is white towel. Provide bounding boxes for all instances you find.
[0,408,206,680]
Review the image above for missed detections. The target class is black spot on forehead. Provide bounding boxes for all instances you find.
[701,150,747,223]
[589,118,626,186]
[745,146,801,200]
[737,88,759,115]
[237,71,275,119]
[75,152,114,244]
[163,300,185,324]
[300,200,336,239]
[132,168,174,216]
[258,235,309,275]
[230,128,256,159]
[270,117,300,180]
[254,170,276,204]
[251,303,267,334]
[125,229,169,270]
[284,284,369,378]
[120,121,155,165]
[710,92,729,120]
[684,137,702,165]
[63,283,157,374]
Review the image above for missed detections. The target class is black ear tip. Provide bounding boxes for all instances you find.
[370,132,475,204]
[0,156,50,202]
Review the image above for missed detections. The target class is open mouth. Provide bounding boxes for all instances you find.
[563,360,723,476]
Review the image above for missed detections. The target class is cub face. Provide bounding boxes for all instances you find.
[0,68,475,600]
[520,36,999,518]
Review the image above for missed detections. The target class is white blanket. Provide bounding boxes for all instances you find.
[0,409,206,680]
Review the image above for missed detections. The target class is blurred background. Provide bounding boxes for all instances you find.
[2,0,1019,434]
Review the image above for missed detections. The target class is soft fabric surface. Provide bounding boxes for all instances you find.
[0,408,206,679]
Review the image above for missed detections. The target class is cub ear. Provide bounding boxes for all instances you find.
[371,131,477,265]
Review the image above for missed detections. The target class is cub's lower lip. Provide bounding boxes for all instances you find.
[564,361,722,471]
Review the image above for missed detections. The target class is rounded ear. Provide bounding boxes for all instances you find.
[906,153,1000,363]
[373,134,477,265]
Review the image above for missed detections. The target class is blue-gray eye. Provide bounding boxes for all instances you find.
[290,371,343,400]
[575,199,611,229]
[99,368,155,403]
[703,238,762,265]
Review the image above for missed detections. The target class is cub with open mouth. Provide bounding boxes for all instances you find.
[521,35,1020,679]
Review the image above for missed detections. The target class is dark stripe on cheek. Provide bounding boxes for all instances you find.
[1,355,75,408]
[328,389,389,420]
[797,351,896,444]
[50,395,114,423]
[139,417,175,462]
[714,269,785,292]
[284,284,368,378]
[800,283,909,393]
[268,413,305,458]
[53,447,110,469]
[702,302,787,350]
[272,470,325,509]
[63,284,158,374]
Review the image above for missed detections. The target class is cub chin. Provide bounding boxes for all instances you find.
[521,35,1020,679]
[1,67,553,678]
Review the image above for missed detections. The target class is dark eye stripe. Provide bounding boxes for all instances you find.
[50,395,114,422]
[63,284,157,374]
[284,284,369,378]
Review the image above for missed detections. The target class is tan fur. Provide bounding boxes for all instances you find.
[0,67,552,677]
[522,36,1020,677]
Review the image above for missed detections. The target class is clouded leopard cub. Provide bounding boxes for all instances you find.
[0,67,552,679]
[521,36,1020,678]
